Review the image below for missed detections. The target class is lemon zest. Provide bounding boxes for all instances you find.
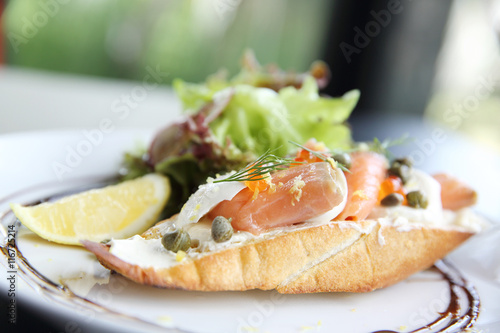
[268,182,276,194]
[251,187,260,201]
[326,157,338,169]
[289,175,305,206]
[176,250,186,262]
[352,189,369,200]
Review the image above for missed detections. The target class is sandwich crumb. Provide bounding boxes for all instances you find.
[176,250,186,262]
[157,315,172,323]
[352,190,369,200]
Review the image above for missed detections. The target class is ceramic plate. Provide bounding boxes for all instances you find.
[1,130,499,333]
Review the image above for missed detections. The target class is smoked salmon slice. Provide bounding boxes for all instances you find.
[433,173,477,210]
[208,162,347,235]
[335,151,387,221]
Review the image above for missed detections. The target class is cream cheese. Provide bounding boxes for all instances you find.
[110,235,179,268]
[109,168,485,270]
[109,217,375,269]
[370,169,486,246]
[443,208,486,233]
[175,173,246,229]
[369,169,444,227]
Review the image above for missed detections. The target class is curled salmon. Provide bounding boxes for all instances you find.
[335,151,387,221]
[433,173,477,210]
[208,162,347,235]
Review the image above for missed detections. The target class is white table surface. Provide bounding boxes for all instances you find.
[0,66,182,135]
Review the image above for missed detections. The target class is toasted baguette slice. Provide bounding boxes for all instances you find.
[82,216,473,293]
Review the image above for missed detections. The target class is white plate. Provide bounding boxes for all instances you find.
[1,129,500,333]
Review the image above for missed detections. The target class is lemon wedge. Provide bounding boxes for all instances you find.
[11,174,170,245]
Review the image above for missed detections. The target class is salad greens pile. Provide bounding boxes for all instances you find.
[121,51,360,216]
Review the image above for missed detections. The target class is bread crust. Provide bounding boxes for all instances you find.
[82,218,473,293]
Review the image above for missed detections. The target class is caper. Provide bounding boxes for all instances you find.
[407,190,428,209]
[211,216,233,243]
[161,229,191,253]
[333,153,352,169]
[388,161,410,184]
[394,157,412,168]
[380,193,404,207]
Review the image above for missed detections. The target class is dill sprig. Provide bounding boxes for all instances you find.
[214,139,357,185]
[370,134,411,159]
[213,149,301,183]
[289,141,351,173]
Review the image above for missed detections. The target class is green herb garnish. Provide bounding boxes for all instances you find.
[369,135,411,159]
[213,149,301,183]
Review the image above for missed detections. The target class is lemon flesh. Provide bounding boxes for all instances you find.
[11,174,170,245]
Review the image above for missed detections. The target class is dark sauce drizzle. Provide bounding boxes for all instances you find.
[372,260,480,333]
[0,181,481,333]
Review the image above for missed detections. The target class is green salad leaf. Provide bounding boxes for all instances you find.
[174,76,359,159]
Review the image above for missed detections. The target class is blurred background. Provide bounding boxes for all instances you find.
[1,0,499,151]
[1,0,500,332]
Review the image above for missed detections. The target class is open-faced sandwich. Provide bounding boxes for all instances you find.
[83,141,482,293]
[82,52,485,293]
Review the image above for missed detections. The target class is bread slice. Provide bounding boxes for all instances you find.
[82,216,473,293]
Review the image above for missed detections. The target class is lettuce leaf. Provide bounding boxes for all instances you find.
[279,77,360,150]
[209,85,299,159]
[174,75,359,158]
